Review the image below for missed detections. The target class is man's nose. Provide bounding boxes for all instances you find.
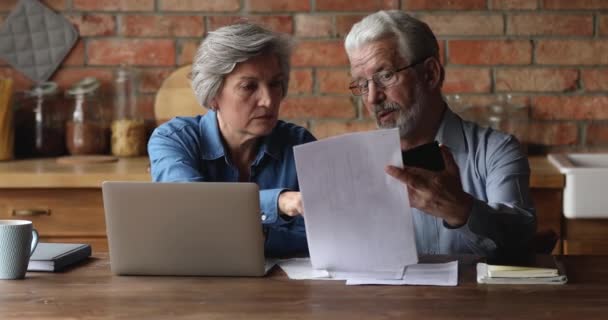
[366,81,385,105]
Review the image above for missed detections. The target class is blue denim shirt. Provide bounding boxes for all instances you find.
[148,111,315,257]
[413,107,536,259]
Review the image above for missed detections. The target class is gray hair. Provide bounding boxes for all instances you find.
[344,10,439,65]
[190,23,292,109]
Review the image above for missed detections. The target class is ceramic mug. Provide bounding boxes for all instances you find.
[0,220,39,280]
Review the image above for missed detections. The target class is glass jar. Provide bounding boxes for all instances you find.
[13,82,66,158]
[111,66,146,157]
[65,78,107,155]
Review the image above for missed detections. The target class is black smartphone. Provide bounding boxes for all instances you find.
[401,141,445,172]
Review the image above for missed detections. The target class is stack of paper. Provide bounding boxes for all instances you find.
[477,263,567,285]
[277,258,458,286]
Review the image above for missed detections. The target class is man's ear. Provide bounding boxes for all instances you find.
[423,57,444,90]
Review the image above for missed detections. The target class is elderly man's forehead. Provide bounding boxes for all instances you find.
[349,40,402,70]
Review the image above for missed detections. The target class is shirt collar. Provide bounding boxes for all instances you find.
[434,105,467,153]
[198,110,282,162]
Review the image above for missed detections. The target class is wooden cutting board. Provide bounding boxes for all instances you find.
[154,65,206,124]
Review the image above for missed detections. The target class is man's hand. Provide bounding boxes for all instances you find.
[278,191,304,218]
[385,144,473,227]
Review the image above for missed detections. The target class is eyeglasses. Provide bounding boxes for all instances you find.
[348,58,428,96]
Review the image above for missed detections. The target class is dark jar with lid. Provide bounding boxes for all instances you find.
[13,82,66,158]
[65,78,107,155]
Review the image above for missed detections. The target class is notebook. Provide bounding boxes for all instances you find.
[102,181,266,277]
[27,243,92,272]
[477,256,567,285]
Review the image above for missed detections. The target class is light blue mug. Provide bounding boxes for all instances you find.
[0,220,39,280]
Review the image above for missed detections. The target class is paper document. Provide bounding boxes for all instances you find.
[294,128,418,278]
[346,261,458,286]
[277,258,458,286]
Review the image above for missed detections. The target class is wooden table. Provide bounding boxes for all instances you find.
[1,254,608,319]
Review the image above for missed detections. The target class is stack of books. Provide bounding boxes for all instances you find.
[477,261,567,285]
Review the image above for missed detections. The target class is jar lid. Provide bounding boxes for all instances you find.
[67,77,100,96]
[26,81,58,97]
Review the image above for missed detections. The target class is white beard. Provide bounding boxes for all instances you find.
[373,82,427,139]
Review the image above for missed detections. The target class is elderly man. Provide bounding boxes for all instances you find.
[344,10,535,260]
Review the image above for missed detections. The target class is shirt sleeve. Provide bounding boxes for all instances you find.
[451,136,537,259]
[264,216,308,258]
[148,126,205,182]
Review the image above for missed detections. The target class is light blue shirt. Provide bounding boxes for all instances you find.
[147,111,315,257]
[413,107,536,259]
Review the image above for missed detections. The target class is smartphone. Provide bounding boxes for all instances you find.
[401,141,445,172]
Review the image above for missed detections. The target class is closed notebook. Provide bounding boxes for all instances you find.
[477,260,567,285]
[27,243,92,272]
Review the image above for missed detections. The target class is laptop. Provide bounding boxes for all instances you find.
[102,181,266,277]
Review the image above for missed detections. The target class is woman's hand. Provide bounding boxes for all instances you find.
[278,191,304,217]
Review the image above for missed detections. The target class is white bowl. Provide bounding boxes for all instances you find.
[548,153,608,219]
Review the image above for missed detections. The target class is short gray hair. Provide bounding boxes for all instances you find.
[190,23,292,109]
[344,10,439,65]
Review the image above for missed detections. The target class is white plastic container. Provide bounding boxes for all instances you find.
[548,153,608,219]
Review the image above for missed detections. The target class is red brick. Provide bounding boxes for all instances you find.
[121,15,204,37]
[420,14,503,37]
[582,69,608,91]
[73,0,154,11]
[280,96,356,119]
[536,40,608,65]
[292,41,349,67]
[318,69,350,94]
[139,68,175,94]
[67,14,116,37]
[491,0,538,9]
[543,0,608,9]
[403,0,487,10]
[317,0,398,11]
[496,68,579,92]
[0,67,33,92]
[586,123,608,145]
[449,40,532,65]
[335,15,365,38]
[61,40,85,66]
[526,122,578,146]
[295,15,333,38]
[532,96,608,120]
[311,120,377,139]
[288,69,313,94]
[88,39,176,67]
[455,94,530,109]
[599,15,608,36]
[443,68,491,94]
[159,0,240,12]
[245,0,310,12]
[507,14,593,36]
[207,16,293,34]
[178,40,200,66]
[50,68,114,91]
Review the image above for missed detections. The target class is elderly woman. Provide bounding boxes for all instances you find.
[148,23,314,258]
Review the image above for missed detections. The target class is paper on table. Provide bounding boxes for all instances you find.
[277,258,458,286]
[346,261,458,286]
[294,128,418,278]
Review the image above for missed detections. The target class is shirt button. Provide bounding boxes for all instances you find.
[261,214,267,221]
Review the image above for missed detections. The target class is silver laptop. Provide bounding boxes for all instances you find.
[102,181,265,277]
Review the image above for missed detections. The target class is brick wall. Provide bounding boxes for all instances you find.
[1,0,608,153]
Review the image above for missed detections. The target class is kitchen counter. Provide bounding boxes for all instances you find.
[0,156,561,188]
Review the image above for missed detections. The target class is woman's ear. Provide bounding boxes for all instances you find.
[209,98,219,111]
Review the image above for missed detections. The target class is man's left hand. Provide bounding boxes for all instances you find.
[385,144,473,227]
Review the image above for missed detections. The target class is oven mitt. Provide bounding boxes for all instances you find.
[0,0,78,83]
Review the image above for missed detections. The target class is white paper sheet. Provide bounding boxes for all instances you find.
[294,128,418,278]
[346,261,458,286]
[277,258,458,286]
